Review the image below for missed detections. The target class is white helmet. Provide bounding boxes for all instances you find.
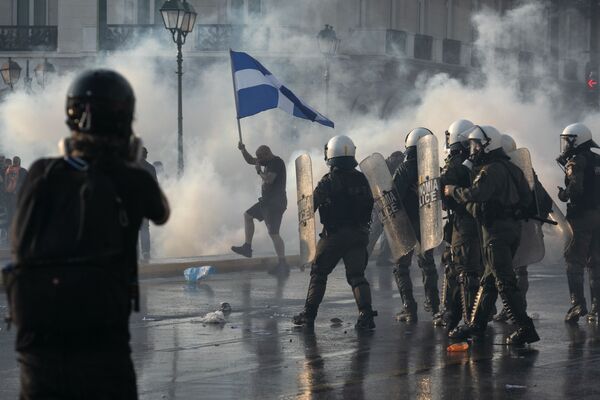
[445,119,474,149]
[501,134,517,154]
[405,127,433,148]
[560,123,598,156]
[325,135,356,161]
[467,125,503,153]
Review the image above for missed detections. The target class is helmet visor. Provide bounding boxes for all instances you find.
[469,139,484,158]
[560,135,576,156]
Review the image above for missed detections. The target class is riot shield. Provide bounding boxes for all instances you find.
[295,154,316,270]
[513,220,545,266]
[548,201,573,252]
[507,148,535,190]
[360,153,417,261]
[417,134,444,252]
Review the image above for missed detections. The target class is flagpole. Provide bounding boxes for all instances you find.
[229,49,244,144]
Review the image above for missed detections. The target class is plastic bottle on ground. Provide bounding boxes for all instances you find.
[447,342,469,352]
[184,266,215,282]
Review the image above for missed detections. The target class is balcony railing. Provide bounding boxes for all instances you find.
[0,26,57,51]
[99,24,167,51]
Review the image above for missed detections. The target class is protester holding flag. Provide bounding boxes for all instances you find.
[232,143,289,276]
[228,50,334,274]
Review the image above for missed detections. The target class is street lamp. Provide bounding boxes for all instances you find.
[317,25,340,113]
[0,58,22,91]
[160,0,197,178]
[34,58,56,89]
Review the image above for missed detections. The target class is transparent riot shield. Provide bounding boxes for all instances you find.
[360,153,417,261]
[513,220,545,266]
[417,134,444,252]
[507,148,545,265]
[548,201,573,252]
[295,154,316,270]
[507,148,535,190]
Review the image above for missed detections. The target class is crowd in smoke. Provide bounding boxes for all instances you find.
[0,1,594,262]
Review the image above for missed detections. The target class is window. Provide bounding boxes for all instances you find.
[17,0,30,25]
[138,0,150,24]
[34,0,47,25]
[248,0,261,16]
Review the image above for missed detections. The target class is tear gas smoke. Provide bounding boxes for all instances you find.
[0,1,590,263]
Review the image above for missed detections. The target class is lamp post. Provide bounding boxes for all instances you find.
[0,58,22,91]
[34,58,56,89]
[317,25,340,114]
[160,0,197,178]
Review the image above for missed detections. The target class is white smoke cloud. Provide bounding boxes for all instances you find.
[0,1,592,262]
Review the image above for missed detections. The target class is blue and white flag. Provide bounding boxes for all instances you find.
[230,50,334,128]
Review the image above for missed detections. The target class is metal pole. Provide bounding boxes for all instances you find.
[229,49,244,143]
[177,31,184,178]
[325,56,330,114]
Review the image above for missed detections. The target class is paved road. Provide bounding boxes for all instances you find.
[2,262,600,399]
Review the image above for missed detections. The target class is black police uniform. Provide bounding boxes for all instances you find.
[449,149,539,344]
[295,159,375,328]
[559,146,600,322]
[436,151,482,329]
[392,151,440,321]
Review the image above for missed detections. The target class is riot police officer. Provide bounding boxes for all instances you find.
[5,69,170,398]
[393,128,440,323]
[445,125,539,345]
[433,119,482,332]
[557,123,600,323]
[292,135,377,330]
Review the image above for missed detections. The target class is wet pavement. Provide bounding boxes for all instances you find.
[2,261,600,399]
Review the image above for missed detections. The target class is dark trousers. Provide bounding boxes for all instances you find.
[305,227,371,316]
[18,350,138,400]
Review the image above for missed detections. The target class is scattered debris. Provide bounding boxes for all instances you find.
[220,302,232,314]
[330,318,343,324]
[198,310,226,324]
[183,266,215,282]
[505,384,527,390]
[447,342,469,352]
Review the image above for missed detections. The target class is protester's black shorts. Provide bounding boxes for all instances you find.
[247,201,286,235]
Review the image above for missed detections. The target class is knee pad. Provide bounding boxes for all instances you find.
[495,278,517,294]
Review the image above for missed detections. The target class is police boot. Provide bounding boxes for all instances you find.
[394,267,418,323]
[506,318,540,346]
[493,307,511,323]
[433,268,451,327]
[515,266,529,313]
[498,285,540,345]
[422,266,440,315]
[448,285,495,341]
[565,273,588,324]
[459,272,479,323]
[292,309,316,329]
[587,277,600,324]
[352,283,377,330]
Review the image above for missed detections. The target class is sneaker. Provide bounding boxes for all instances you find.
[292,311,315,328]
[355,310,378,330]
[231,243,252,258]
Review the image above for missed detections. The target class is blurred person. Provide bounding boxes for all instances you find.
[232,142,288,275]
[5,156,28,229]
[153,161,166,181]
[3,69,170,399]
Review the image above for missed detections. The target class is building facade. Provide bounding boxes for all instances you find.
[0,0,597,111]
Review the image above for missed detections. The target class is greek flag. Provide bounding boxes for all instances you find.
[230,50,334,128]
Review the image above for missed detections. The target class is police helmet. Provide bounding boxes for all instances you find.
[501,134,517,154]
[560,123,599,156]
[324,135,357,168]
[445,119,474,151]
[66,69,135,137]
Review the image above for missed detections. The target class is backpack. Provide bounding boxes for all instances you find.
[3,157,136,337]
[5,166,19,193]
